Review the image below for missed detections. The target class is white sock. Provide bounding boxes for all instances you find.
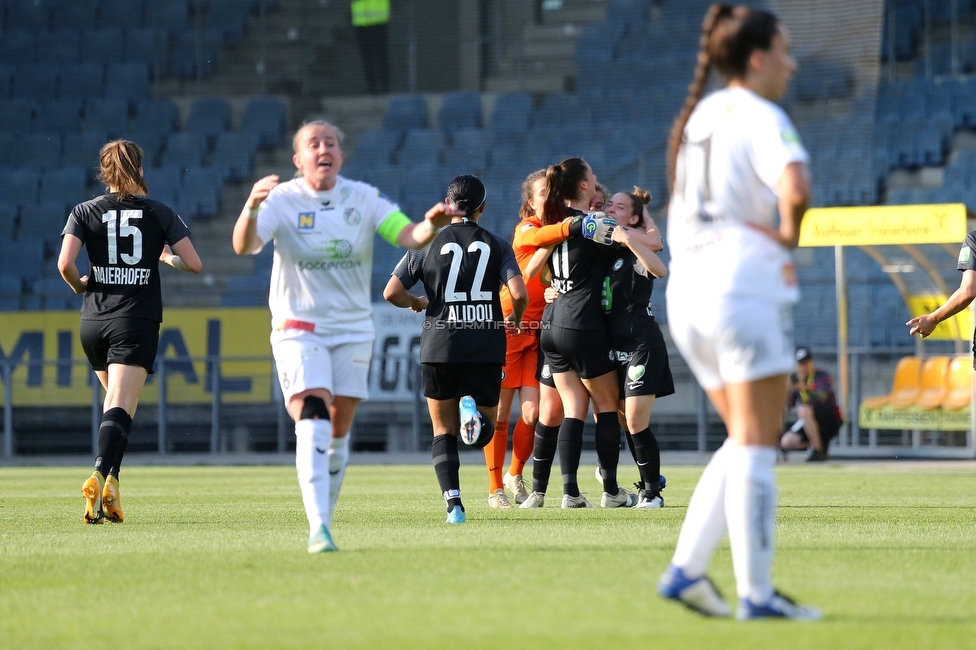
[725,444,778,604]
[670,440,731,577]
[295,418,332,533]
[328,434,350,522]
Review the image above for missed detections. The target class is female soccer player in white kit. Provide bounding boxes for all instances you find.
[232,121,455,552]
[656,5,821,619]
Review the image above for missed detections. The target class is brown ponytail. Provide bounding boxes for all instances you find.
[541,164,567,226]
[666,5,779,195]
[98,140,148,199]
[623,186,652,228]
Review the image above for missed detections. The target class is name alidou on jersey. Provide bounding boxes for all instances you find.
[62,194,190,322]
[393,221,521,364]
[546,209,618,331]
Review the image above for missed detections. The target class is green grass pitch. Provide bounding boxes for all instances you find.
[1,462,974,649]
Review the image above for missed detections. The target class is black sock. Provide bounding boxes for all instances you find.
[432,434,462,512]
[108,436,129,480]
[531,423,559,494]
[625,428,638,464]
[557,418,585,497]
[94,407,132,477]
[595,412,621,494]
[631,428,661,495]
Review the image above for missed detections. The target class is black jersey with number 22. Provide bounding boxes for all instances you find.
[62,194,190,322]
[393,220,521,364]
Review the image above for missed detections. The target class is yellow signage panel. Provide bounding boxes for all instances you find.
[0,308,273,406]
[799,204,968,247]
[905,294,972,341]
[858,405,971,431]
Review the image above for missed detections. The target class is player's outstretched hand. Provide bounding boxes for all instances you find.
[582,212,617,245]
[246,174,280,209]
[907,314,937,338]
[424,202,462,230]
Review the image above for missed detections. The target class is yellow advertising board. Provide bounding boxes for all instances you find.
[0,308,273,406]
[799,204,968,247]
[906,294,972,341]
[858,405,971,431]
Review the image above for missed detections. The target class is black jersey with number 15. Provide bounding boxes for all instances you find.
[393,220,521,364]
[62,194,190,322]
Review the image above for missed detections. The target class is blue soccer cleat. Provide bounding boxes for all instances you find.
[658,564,732,617]
[458,396,482,445]
[737,591,822,621]
[307,524,339,553]
[445,505,466,524]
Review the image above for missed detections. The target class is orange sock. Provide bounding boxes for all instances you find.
[484,419,509,492]
[509,418,534,476]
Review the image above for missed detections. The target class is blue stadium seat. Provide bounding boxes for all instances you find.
[18,132,64,170]
[489,93,531,141]
[145,1,188,30]
[438,92,481,135]
[6,1,51,30]
[59,63,105,100]
[81,28,124,65]
[169,31,220,79]
[0,99,36,134]
[104,63,149,103]
[954,78,976,128]
[81,98,127,137]
[206,0,249,41]
[34,99,84,132]
[444,129,489,175]
[62,130,108,178]
[360,164,403,204]
[210,132,259,181]
[353,130,403,166]
[97,0,144,28]
[181,166,223,217]
[383,95,428,133]
[124,28,168,75]
[186,98,231,144]
[134,99,180,134]
[13,64,61,103]
[0,237,44,284]
[40,167,87,212]
[36,28,81,65]
[0,31,36,64]
[221,273,270,307]
[17,201,69,242]
[240,97,286,148]
[0,200,18,237]
[398,129,445,165]
[143,166,183,198]
[0,274,23,311]
[160,133,209,168]
[49,0,100,30]
[0,64,11,100]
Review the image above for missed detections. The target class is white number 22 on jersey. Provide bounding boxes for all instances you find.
[440,241,492,302]
[102,210,143,265]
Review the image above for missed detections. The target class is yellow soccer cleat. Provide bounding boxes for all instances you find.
[102,475,124,523]
[82,472,105,524]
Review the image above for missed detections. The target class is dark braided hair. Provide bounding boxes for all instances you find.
[447,174,487,217]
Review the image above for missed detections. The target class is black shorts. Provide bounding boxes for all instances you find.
[422,362,502,406]
[80,317,160,374]
[614,347,675,399]
[540,325,615,379]
[536,346,556,388]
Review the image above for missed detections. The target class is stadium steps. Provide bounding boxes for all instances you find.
[482,0,607,94]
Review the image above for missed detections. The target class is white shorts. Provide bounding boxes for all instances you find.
[271,330,372,402]
[666,295,794,391]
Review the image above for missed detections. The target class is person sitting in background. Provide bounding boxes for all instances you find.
[782,347,842,461]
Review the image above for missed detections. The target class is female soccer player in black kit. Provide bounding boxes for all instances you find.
[536,158,627,509]
[384,175,527,523]
[58,140,202,524]
[604,187,673,508]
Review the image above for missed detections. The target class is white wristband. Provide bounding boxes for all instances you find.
[247,208,260,220]
[422,220,440,235]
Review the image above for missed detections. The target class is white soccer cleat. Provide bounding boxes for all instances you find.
[658,564,732,617]
[737,591,822,621]
[561,493,596,508]
[601,486,638,508]
[458,396,482,445]
[519,491,545,508]
[503,472,529,504]
[634,492,664,508]
[488,488,513,509]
